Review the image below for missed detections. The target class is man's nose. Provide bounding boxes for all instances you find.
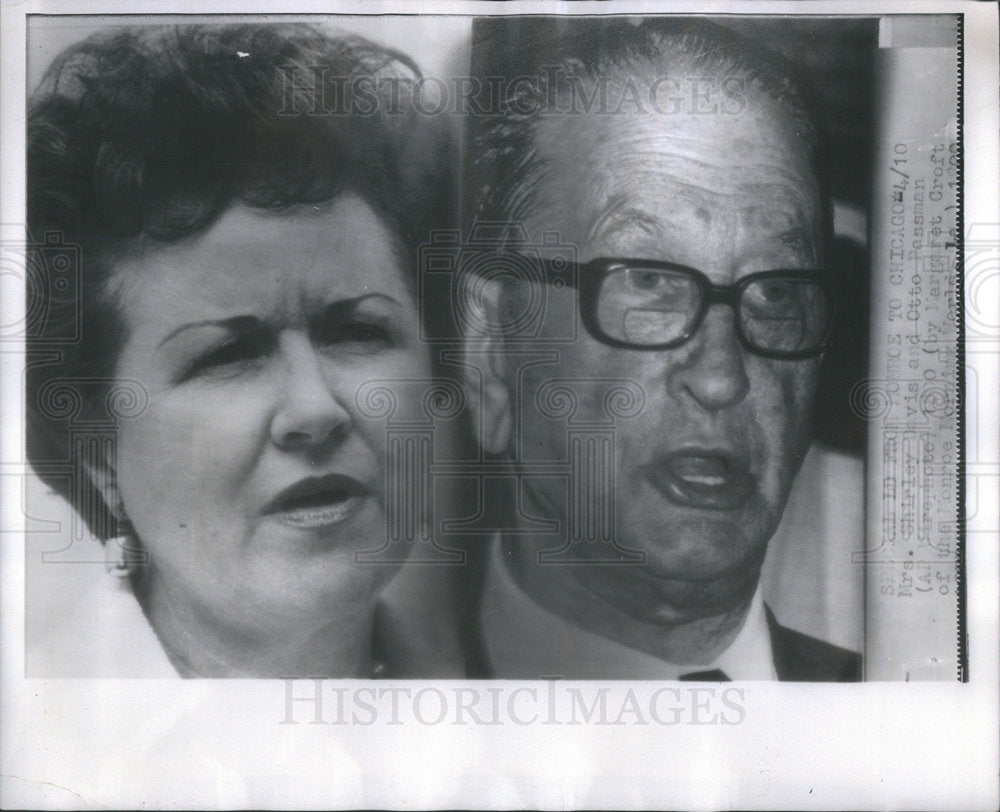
[664,305,750,411]
[269,334,351,452]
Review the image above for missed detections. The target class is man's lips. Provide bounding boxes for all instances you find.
[264,473,370,529]
[644,449,755,510]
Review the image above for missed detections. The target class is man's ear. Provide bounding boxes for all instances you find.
[460,275,513,456]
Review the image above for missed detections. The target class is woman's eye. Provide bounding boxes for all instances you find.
[319,319,393,348]
[183,335,270,380]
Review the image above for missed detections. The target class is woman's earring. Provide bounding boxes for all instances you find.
[104,536,133,577]
[104,520,144,578]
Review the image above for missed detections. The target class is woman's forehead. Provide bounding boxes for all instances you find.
[112,196,412,320]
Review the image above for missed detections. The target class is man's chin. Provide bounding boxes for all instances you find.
[616,513,773,584]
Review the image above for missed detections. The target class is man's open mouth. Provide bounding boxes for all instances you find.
[265,474,369,529]
[645,449,755,510]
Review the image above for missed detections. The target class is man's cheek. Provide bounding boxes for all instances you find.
[772,364,819,473]
[766,357,819,414]
[789,362,821,434]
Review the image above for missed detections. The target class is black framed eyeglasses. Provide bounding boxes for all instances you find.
[538,257,835,359]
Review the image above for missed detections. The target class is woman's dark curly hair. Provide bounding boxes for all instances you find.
[26,23,448,540]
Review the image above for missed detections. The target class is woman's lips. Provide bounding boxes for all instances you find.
[644,450,755,510]
[265,474,370,529]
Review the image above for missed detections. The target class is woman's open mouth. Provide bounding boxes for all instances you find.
[265,474,370,529]
[644,449,755,511]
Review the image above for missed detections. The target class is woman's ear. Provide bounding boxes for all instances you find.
[460,276,513,456]
[80,439,125,530]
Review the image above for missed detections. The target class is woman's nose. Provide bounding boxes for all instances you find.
[665,305,750,412]
[269,335,351,452]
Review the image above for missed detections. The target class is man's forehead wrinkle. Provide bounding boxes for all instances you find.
[530,157,819,260]
[527,92,822,255]
[595,133,808,181]
[605,162,821,227]
[578,193,822,270]
[587,160,818,227]
[585,197,665,249]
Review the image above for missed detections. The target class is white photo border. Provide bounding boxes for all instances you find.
[2,1,997,809]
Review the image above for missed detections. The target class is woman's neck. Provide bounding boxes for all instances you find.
[135,572,377,678]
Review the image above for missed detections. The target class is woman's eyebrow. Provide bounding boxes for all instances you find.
[157,315,263,349]
[315,292,402,319]
[158,293,404,348]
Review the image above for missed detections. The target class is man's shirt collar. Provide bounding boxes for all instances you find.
[481,536,776,680]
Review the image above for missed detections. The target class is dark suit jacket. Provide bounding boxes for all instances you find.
[460,537,863,680]
[463,582,863,681]
[766,605,862,682]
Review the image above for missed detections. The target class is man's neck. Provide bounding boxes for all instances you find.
[503,533,761,666]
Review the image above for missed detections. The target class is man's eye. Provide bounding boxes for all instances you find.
[629,271,663,290]
[759,281,794,303]
[743,279,812,321]
[624,270,693,308]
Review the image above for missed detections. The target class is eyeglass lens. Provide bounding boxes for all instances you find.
[595,266,830,354]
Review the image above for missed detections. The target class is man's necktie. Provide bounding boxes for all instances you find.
[678,668,731,681]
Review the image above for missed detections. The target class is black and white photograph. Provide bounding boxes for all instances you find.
[2,1,997,809]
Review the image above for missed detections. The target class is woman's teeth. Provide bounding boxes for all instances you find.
[276,490,363,528]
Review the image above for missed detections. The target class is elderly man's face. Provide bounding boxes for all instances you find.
[485,82,825,590]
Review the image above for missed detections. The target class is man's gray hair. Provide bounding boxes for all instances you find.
[465,17,829,235]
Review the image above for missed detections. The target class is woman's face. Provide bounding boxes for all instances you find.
[109,195,432,646]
